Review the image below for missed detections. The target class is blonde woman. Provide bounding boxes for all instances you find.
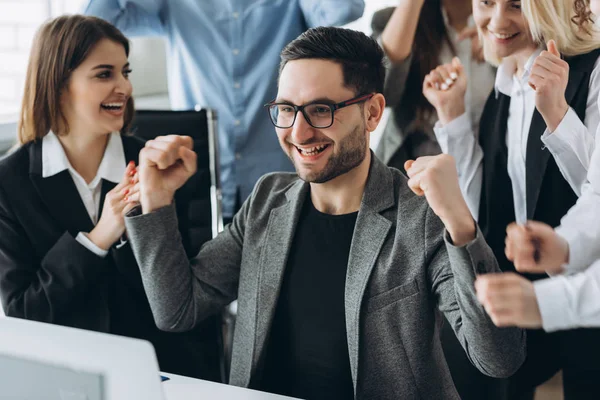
[412,0,600,398]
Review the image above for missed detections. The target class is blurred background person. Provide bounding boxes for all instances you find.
[424,0,600,398]
[84,0,365,223]
[373,0,495,173]
[475,222,600,333]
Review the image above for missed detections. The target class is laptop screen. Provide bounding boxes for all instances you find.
[0,353,105,400]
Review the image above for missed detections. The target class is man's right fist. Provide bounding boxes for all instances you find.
[505,221,569,275]
[136,135,197,214]
[405,154,475,247]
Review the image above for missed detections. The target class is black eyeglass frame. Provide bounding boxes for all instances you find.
[264,93,375,129]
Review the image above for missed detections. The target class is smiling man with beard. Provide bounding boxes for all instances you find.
[123,27,525,399]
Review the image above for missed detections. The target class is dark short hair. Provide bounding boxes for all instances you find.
[18,15,134,144]
[279,26,386,96]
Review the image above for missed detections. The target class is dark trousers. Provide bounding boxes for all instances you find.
[507,328,600,400]
[442,321,600,400]
[441,319,508,400]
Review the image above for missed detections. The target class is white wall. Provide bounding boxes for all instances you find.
[0,0,399,149]
[0,0,49,119]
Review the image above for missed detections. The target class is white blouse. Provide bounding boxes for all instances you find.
[42,132,126,257]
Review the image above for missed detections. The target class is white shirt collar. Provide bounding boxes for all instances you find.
[42,131,125,184]
[495,47,544,97]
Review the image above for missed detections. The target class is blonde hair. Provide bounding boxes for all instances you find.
[480,0,600,66]
[523,0,600,56]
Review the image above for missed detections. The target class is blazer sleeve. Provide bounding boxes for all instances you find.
[111,189,199,297]
[0,185,109,323]
[124,181,256,332]
[425,208,526,378]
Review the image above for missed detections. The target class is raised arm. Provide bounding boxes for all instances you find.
[125,202,242,332]
[429,220,526,377]
[124,136,240,332]
[83,0,166,36]
[555,144,600,273]
[534,260,600,331]
[533,41,598,195]
[371,3,423,108]
[378,0,423,64]
[426,58,484,219]
[405,155,525,377]
[299,0,364,29]
[474,261,600,332]
[503,130,600,276]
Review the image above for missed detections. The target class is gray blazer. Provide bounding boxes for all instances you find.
[125,156,525,399]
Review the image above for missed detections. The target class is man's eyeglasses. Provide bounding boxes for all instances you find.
[265,93,375,129]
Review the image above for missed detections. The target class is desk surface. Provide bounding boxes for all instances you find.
[162,373,299,400]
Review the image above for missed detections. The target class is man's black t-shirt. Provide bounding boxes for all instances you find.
[260,195,358,400]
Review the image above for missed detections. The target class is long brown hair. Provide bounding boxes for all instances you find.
[18,15,134,145]
[403,0,455,132]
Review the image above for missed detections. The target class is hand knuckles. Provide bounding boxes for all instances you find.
[439,153,454,164]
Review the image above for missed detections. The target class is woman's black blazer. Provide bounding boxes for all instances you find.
[0,135,220,380]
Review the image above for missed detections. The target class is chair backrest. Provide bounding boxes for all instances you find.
[131,109,223,256]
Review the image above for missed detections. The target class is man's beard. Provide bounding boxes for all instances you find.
[290,122,367,184]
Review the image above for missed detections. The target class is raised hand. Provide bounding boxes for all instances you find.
[529,40,570,132]
[135,135,197,214]
[88,161,138,250]
[505,221,569,274]
[475,272,542,329]
[405,154,475,246]
[422,57,468,125]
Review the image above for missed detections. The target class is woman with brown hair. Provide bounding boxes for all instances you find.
[0,15,220,381]
[373,0,496,173]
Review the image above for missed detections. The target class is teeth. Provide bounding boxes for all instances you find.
[491,32,517,40]
[298,144,328,156]
[101,102,124,109]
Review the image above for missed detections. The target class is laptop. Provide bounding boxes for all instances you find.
[0,317,165,400]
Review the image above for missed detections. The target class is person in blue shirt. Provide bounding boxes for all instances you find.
[84,0,365,220]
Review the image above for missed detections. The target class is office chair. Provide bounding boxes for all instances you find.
[131,109,223,253]
[130,109,228,383]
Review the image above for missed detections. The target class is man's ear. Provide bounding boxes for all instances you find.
[364,93,386,132]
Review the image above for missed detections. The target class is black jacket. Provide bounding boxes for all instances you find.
[0,135,220,380]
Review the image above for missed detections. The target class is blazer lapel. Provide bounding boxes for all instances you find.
[345,155,394,390]
[28,141,95,236]
[252,179,308,370]
[525,69,585,218]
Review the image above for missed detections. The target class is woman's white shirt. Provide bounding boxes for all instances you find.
[42,131,125,257]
